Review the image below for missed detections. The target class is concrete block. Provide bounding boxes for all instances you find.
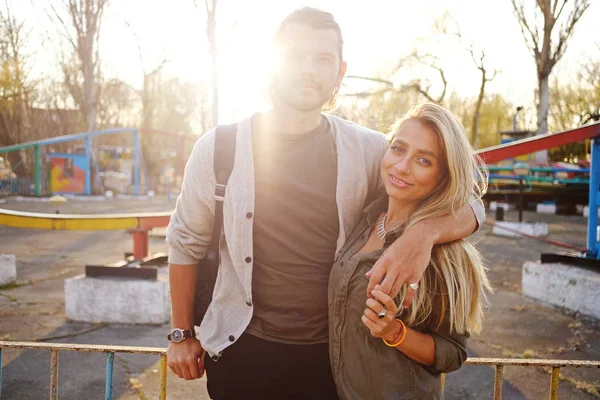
[493,221,548,238]
[536,203,557,214]
[0,254,16,286]
[65,273,170,324]
[583,206,600,218]
[490,201,511,211]
[523,261,600,319]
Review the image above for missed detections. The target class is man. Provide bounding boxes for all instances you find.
[166,7,484,400]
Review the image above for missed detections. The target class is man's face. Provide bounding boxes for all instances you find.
[272,23,346,112]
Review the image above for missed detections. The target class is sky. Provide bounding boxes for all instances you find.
[6,0,600,126]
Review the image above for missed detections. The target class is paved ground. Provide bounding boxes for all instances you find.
[0,197,598,399]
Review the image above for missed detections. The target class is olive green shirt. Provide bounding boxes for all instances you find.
[329,197,469,400]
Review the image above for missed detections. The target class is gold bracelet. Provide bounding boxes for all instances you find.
[382,319,407,347]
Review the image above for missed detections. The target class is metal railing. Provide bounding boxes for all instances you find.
[0,341,599,399]
[0,179,33,196]
[463,357,600,400]
[0,341,167,400]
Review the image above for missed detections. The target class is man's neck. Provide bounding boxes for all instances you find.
[262,104,323,135]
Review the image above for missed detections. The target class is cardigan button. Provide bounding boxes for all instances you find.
[246,212,253,219]
[245,257,252,263]
[246,300,253,307]
[229,335,235,342]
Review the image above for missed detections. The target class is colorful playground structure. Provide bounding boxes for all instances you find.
[0,128,195,197]
[0,129,142,196]
[486,126,590,196]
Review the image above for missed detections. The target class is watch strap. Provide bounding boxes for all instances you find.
[167,328,196,341]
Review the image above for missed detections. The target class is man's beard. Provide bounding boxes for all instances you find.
[272,80,333,112]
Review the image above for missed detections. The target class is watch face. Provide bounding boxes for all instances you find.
[171,329,184,343]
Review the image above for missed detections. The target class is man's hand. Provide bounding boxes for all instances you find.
[366,201,479,306]
[366,225,434,307]
[167,338,206,380]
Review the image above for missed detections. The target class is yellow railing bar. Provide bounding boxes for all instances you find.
[493,364,504,400]
[0,341,166,355]
[159,354,168,399]
[549,366,560,400]
[49,350,58,400]
[464,358,600,368]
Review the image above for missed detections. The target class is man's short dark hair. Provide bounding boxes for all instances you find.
[274,7,344,61]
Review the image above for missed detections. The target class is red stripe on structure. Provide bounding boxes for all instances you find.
[477,123,600,164]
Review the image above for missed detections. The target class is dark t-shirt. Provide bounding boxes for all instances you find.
[247,116,340,344]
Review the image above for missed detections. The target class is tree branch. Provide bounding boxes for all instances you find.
[47,2,78,51]
[487,69,499,82]
[345,76,394,86]
[553,0,590,65]
[511,0,541,56]
[554,0,568,21]
[343,75,394,98]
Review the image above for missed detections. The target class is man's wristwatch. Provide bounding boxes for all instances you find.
[167,328,196,343]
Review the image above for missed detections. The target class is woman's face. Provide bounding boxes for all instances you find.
[381,119,443,205]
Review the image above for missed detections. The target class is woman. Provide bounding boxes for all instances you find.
[329,103,492,399]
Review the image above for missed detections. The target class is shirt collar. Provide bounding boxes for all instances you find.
[363,196,407,246]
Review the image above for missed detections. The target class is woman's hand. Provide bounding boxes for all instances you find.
[361,286,402,342]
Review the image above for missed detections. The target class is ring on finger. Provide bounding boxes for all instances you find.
[408,282,419,291]
[377,308,387,319]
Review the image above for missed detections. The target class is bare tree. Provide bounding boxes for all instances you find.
[0,4,36,176]
[344,55,448,105]
[454,29,498,148]
[49,0,108,132]
[431,12,499,147]
[550,43,600,130]
[511,0,590,135]
[193,0,218,127]
[206,0,218,127]
[0,7,24,144]
[468,51,497,148]
[140,60,168,130]
[579,42,600,124]
[406,52,448,104]
[96,78,137,129]
[344,13,450,105]
[124,20,169,131]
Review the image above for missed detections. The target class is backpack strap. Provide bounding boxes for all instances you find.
[206,123,237,263]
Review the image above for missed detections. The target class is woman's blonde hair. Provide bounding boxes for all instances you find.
[391,103,492,334]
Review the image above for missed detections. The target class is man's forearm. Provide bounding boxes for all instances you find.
[412,202,478,245]
[169,264,199,329]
